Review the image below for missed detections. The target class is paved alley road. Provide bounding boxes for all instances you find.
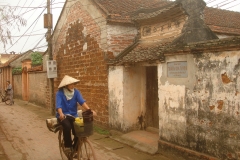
[0,99,187,160]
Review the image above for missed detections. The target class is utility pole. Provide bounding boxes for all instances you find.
[45,0,55,115]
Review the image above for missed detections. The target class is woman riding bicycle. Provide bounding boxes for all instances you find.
[56,75,96,153]
[6,80,14,105]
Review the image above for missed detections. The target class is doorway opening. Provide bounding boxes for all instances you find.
[145,66,159,129]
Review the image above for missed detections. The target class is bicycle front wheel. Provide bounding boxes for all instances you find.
[5,99,11,105]
[59,129,72,160]
[77,137,96,160]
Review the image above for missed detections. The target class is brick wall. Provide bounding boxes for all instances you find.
[52,1,138,127]
[53,2,102,55]
[53,2,109,126]
[107,25,137,56]
[55,21,109,126]
[13,74,22,99]
[28,72,50,109]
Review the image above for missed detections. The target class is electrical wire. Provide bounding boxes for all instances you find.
[31,35,46,50]
[1,0,240,53]
[22,0,55,52]
[3,0,238,25]
[6,6,47,51]
[50,0,240,54]
[2,33,46,37]
[19,0,46,52]
[10,0,33,35]
[9,0,28,32]
[3,0,49,52]
[225,2,240,10]
[20,15,41,52]
[217,0,238,9]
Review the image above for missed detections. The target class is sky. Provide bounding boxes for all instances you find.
[0,0,65,54]
[0,0,240,54]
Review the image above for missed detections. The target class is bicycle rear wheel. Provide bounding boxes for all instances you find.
[77,137,96,160]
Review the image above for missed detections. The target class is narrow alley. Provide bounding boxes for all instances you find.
[0,99,189,160]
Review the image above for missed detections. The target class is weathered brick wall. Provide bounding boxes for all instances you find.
[53,1,102,55]
[107,25,137,56]
[53,2,109,127]
[55,22,109,126]
[28,72,50,109]
[13,74,22,99]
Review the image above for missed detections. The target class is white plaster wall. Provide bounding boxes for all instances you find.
[216,34,236,39]
[160,54,196,90]
[158,54,197,145]
[194,51,240,115]
[158,51,240,158]
[188,51,240,158]
[123,66,146,131]
[158,64,187,144]
[108,66,124,129]
[108,66,146,132]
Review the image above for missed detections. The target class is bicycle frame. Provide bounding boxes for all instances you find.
[46,113,96,160]
[58,124,96,160]
[0,91,11,105]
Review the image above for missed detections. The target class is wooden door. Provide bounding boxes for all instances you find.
[145,66,159,128]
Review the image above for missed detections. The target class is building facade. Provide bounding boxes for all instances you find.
[52,0,240,159]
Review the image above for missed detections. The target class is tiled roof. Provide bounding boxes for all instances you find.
[93,0,170,23]
[0,54,22,68]
[131,2,179,21]
[10,50,45,68]
[94,1,240,64]
[204,7,240,35]
[109,39,172,64]
[94,0,240,35]
[163,36,240,54]
[109,36,240,64]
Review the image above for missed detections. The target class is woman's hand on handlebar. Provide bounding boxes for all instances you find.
[57,108,65,121]
[59,113,65,121]
[92,110,97,116]
[82,102,97,116]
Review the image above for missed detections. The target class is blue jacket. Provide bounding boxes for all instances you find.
[56,88,85,118]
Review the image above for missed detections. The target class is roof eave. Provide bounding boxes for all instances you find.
[107,42,139,65]
[131,2,180,22]
[164,36,240,54]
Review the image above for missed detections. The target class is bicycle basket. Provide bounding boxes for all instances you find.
[82,109,93,122]
[74,121,93,137]
[74,109,94,137]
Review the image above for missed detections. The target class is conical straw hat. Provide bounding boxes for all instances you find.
[58,75,80,88]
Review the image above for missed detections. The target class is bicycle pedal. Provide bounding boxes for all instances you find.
[73,153,78,159]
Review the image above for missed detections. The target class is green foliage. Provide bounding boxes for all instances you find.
[31,52,42,66]
[12,67,22,74]
[93,126,110,135]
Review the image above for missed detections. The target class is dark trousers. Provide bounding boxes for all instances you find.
[59,117,78,148]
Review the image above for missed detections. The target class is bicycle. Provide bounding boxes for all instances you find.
[0,90,11,105]
[46,111,97,160]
